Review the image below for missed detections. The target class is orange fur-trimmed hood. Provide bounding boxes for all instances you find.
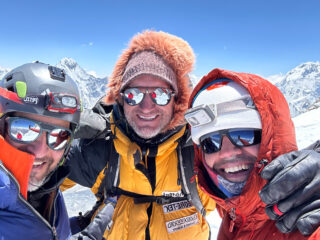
[105,30,195,131]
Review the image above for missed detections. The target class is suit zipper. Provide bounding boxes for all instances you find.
[52,189,59,240]
[142,148,151,240]
[0,163,58,239]
[229,207,236,232]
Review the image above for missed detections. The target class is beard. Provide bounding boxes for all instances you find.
[28,178,46,192]
[129,121,164,139]
[125,110,172,139]
[27,156,55,192]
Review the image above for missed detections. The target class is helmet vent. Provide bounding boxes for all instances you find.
[5,75,13,82]
[7,86,14,92]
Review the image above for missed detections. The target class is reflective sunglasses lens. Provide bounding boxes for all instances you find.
[229,129,261,147]
[48,129,72,150]
[152,88,171,105]
[10,119,41,142]
[200,133,222,154]
[124,88,144,106]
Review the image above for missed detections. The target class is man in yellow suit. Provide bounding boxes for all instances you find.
[66,30,215,239]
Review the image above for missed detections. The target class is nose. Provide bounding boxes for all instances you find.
[218,136,242,158]
[25,132,49,158]
[139,92,156,110]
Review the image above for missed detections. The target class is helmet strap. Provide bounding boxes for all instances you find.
[0,118,5,136]
[59,137,74,166]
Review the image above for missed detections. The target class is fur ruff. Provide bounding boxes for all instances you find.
[105,30,195,131]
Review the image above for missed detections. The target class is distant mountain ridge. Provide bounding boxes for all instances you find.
[1,60,319,117]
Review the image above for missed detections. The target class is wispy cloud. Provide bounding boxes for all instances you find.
[81,42,94,47]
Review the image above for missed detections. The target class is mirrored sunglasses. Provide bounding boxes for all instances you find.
[200,128,261,154]
[7,117,73,151]
[121,87,175,106]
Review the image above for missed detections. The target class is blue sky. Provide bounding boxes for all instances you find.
[1,0,319,78]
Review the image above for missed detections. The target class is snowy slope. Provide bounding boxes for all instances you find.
[294,107,320,149]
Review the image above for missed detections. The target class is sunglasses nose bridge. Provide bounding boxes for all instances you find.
[221,135,243,153]
[138,89,156,108]
[140,95,156,108]
[25,132,49,157]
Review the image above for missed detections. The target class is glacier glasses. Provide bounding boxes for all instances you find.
[121,87,175,106]
[200,128,262,154]
[6,117,73,151]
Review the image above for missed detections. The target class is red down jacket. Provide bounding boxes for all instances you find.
[188,68,320,239]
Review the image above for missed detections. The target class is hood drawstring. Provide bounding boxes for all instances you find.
[257,159,268,174]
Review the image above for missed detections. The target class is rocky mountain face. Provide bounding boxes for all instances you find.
[272,62,320,117]
[56,58,108,108]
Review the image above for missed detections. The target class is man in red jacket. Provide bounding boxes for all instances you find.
[185,68,320,239]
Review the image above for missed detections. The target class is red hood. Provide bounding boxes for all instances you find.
[189,69,297,220]
[0,136,34,199]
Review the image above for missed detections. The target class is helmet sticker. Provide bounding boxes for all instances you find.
[23,96,39,105]
[15,81,27,98]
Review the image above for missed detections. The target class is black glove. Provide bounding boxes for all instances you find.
[70,203,114,240]
[74,97,114,140]
[259,146,320,235]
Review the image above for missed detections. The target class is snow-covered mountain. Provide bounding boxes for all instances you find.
[189,74,200,87]
[269,62,320,117]
[57,58,108,108]
[0,66,10,79]
[192,62,320,118]
[2,60,320,117]
[266,73,285,85]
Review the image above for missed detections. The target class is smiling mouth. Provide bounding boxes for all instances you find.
[32,161,46,169]
[138,115,158,120]
[224,164,250,173]
[215,162,254,182]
